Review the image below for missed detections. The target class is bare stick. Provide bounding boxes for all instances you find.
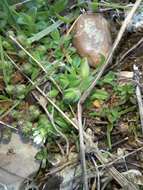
[98,146,143,170]
[110,37,143,70]
[92,147,138,190]
[91,156,100,190]
[119,37,143,63]
[77,103,89,190]
[0,120,18,131]
[133,64,143,134]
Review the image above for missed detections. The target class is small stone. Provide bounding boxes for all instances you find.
[73,13,112,67]
[0,133,40,190]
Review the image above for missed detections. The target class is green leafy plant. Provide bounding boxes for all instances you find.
[17,7,37,33]
[33,114,54,145]
[0,0,138,164]
[115,83,135,104]
[89,72,135,149]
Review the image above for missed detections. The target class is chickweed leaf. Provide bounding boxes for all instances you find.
[51,0,68,14]
[80,57,90,79]
[102,71,116,85]
[50,29,60,41]
[64,88,81,103]
[91,89,109,100]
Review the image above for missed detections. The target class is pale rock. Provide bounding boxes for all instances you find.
[73,13,112,67]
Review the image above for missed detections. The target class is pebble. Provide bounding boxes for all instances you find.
[73,13,112,68]
[0,133,40,190]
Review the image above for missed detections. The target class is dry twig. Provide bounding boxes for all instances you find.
[0,120,18,131]
[133,64,143,133]
[119,37,143,63]
[110,37,143,70]
[98,146,143,170]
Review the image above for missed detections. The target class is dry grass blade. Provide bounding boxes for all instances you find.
[110,37,143,70]
[98,146,143,169]
[119,37,143,63]
[0,120,18,131]
[66,14,82,36]
[12,0,32,8]
[92,146,138,190]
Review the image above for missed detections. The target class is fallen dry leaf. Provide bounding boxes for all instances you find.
[11,71,24,84]
[93,100,102,108]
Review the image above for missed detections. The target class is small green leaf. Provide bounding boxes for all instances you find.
[28,6,37,21]
[21,63,33,76]
[107,124,113,149]
[48,89,59,98]
[51,0,68,14]
[50,29,60,41]
[35,147,48,161]
[56,117,69,131]
[72,55,81,68]
[64,88,81,103]
[56,12,76,24]
[89,0,99,11]
[16,84,26,97]
[6,85,14,95]
[59,75,70,89]
[29,105,40,121]
[107,108,120,123]
[80,58,90,79]
[91,89,109,100]
[102,72,116,85]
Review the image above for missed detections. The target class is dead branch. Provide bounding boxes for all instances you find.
[110,37,143,70]
[89,143,138,190]
[133,64,143,134]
